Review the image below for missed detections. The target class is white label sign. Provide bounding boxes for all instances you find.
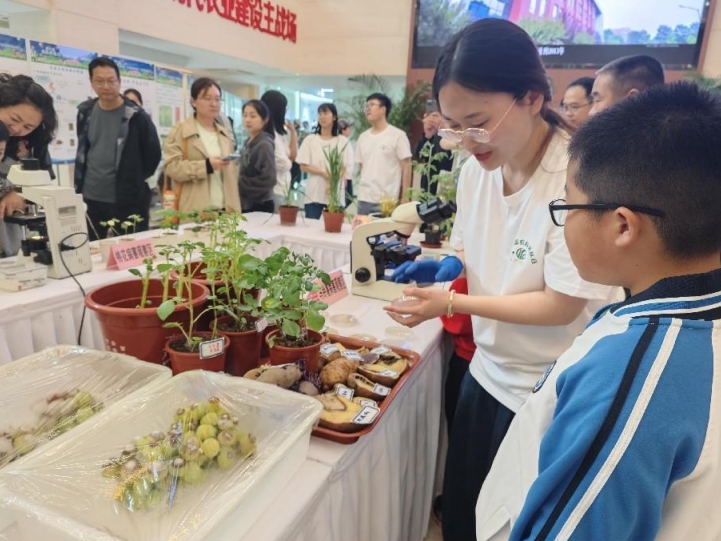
[357,398,378,408]
[199,338,225,359]
[321,344,340,357]
[373,384,391,397]
[255,318,268,333]
[352,406,380,425]
[335,385,354,401]
[342,350,363,362]
[371,346,392,356]
[378,369,399,379]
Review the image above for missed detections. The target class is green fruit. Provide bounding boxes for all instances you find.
[74,407,95,425]
[201,438,220,459]
[237,433,256,458]
[101,460,122,479]
[217,447,237,469]
[207,397,223,414]
[217,413,233,431]
[72,391,94,409]
[183,462,205,485]
[134,435,154,448]
[189,402,208,423]
[217,430,237,447]
[200,412,219,427]
[196,424,217,442]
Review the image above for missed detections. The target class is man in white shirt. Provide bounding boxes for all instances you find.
[355,93,412,215]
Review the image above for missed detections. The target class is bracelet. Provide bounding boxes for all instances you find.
[447,289,456,318]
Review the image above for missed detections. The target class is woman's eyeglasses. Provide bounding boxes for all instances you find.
[437,99,517,145]
[548,198,666,227]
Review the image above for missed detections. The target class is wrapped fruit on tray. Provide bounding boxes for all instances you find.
[102,397,256,512]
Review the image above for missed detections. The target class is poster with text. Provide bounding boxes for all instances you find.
[29,41,96,163]
[0,34,29,76]
[112,56,157,120]
[155,66,185,147]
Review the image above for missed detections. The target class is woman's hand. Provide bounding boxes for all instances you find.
[285,119,297,134]
[209,156,230,171]
[383,286,450,328]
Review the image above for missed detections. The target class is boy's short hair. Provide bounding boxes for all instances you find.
[569,81,721,258]
[0,120,9,142]
[366,93,392,118]
[597,55,664,96]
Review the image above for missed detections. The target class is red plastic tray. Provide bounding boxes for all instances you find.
[311,334,422,444]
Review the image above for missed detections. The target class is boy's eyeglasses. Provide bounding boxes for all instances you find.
[560,102,591,114]
[548,198,666,227]
[438,99,516,145]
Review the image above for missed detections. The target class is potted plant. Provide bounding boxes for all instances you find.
[158,241,229,374]
[119,214,144,241]
[261,247,330,372]
[321,143,348,233]
[153,209,181,247]
[85,246,209,364]
[97,218,122,262]
[278,180,299,226]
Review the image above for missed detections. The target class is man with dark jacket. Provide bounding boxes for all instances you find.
[75,57,160,240]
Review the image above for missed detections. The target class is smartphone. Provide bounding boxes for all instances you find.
[222,154,241,161]
[425,99,439,114]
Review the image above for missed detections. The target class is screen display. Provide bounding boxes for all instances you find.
[413,0,710,69]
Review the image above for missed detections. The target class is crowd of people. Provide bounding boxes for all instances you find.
[0,18,720,541]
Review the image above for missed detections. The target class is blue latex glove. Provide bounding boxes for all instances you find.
[392,256,463,284]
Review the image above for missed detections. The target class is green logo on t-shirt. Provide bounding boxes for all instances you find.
[511,239,538,264]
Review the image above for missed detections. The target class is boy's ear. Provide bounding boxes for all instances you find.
[613,207,644,249]
[625,88,640,99]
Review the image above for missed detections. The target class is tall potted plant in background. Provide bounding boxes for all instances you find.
[321,143,348,233]
[278,179,299,226]
[261,247,329,372]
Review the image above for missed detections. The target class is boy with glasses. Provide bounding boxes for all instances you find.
[476,81,721,541]
[75,57,160,239]
[354,93,412,215]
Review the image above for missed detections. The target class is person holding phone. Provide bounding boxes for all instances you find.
[163,77,241,214]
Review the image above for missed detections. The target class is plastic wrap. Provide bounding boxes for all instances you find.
[0,346,171,470]
[0,370,322,541]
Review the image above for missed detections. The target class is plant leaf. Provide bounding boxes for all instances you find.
[281,319,301,338]
[306,310,325,332]
[157,300,176,321]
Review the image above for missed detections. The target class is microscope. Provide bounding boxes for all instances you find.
[351,197,456,301]
[3,159,92,279]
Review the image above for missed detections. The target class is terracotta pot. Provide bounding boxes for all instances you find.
[85,279,209,364]
[260,325,276,358]
[265,329,324,373]
[278,205,299,226]
[215,315,262,376]
[165,333,229,375]
[322,210,344,233]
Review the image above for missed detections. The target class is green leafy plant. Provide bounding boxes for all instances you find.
[323,143,348,213]
[120,214,144,237]
[99,218,121,238]
[157,240,218,352]
[261,247,330,347]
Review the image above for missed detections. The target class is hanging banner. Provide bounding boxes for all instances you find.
[111,56,157,120]
[0,35,28,75]
[29,42,97,163]
[155,66,185,145]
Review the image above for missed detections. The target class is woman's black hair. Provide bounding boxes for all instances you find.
[0,73,57,146]
[433,19,570,131]
[314,103,339,136]
[260,90,288,136]
[0,120,9,143]
[566,76,595,100]
[190,77,222,113]
[123,88,143,106]
[243,99,275,137]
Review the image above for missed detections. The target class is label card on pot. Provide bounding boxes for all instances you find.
[255,318,268,333]
[199,338,225,359]
[107,239,155,270]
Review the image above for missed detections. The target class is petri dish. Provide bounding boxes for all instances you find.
[390,295,421,319]
[385,326,415,339]
[329,314,359,327]
[380,338,413,350]
[350,333,378,343]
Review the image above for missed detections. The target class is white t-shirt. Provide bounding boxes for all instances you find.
[355,125,412,203]
[196,122,224,209]
[450,130,622,412]
[296,134,353,205]
[272,130,293,197]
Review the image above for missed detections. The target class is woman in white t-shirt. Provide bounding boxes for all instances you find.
[260,90,297,209]
[384,19,620,541]
[296,103,353,219]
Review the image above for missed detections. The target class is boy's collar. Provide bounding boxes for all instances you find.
[612,267,721,320]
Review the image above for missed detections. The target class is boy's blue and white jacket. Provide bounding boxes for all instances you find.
[477,269,721,541]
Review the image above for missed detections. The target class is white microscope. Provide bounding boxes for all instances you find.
[351,198,456,301]
[4,159,92,279]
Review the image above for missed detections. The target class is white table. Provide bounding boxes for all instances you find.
[241,268,447,541]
